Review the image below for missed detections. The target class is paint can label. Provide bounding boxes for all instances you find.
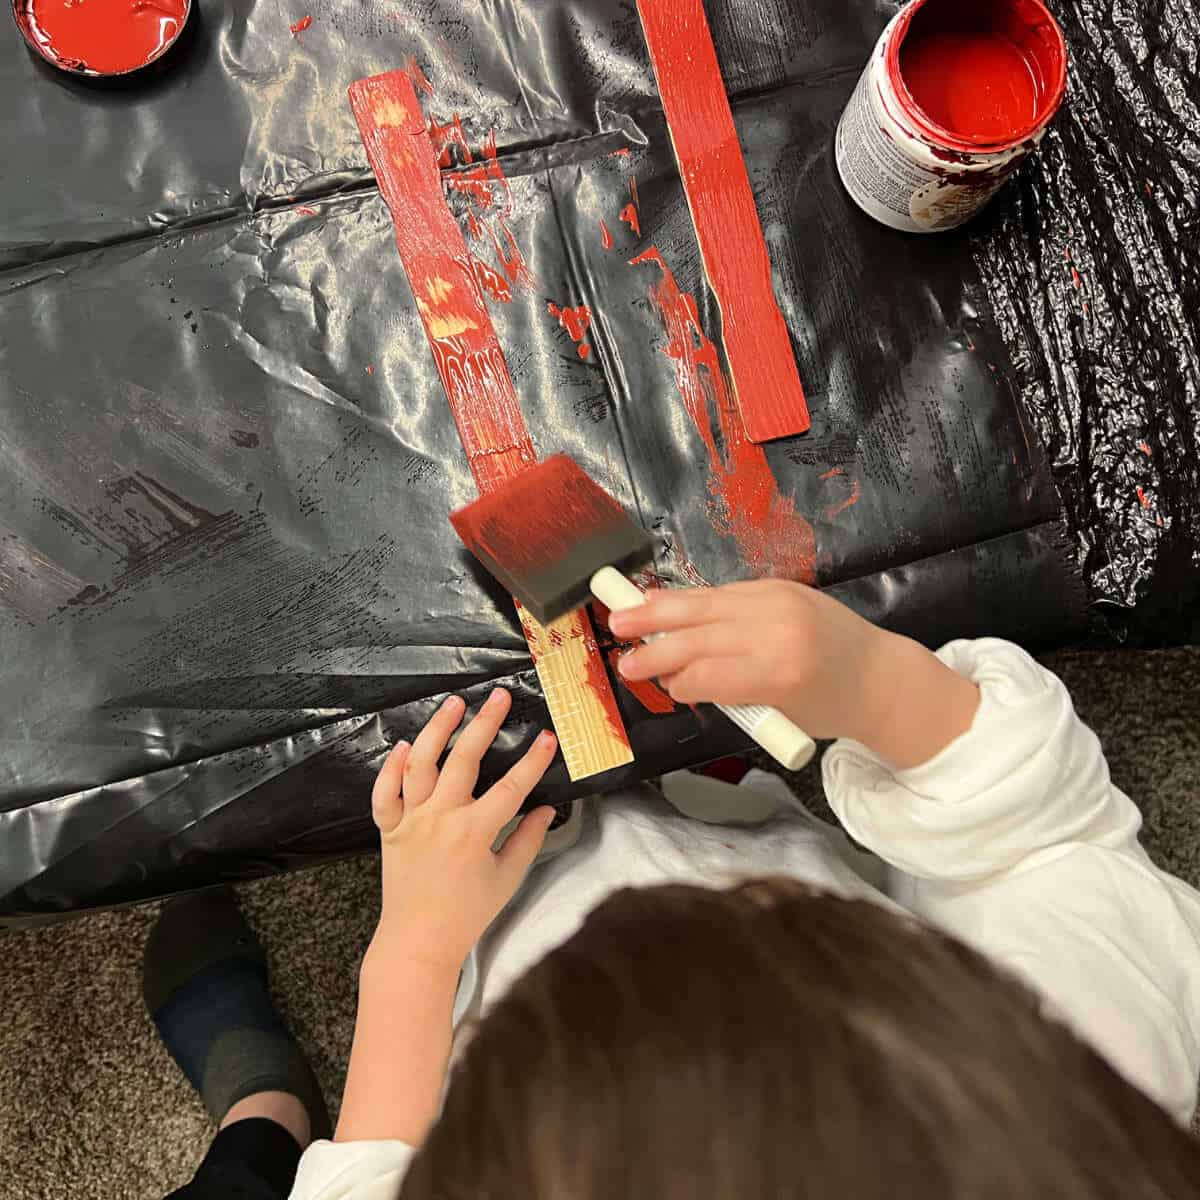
[835,67,1006,233]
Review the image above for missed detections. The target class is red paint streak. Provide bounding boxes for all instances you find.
[600,219,614,250]
[1139,441,1152,457]
[296,205,318,216]
[548,302,593,360]
[636,0,810,444]
[890,0,1067,149]
[609,147,632,158]
[580,622,627,740]
[1071,267,1082,289]
[1136,486,1151,510]
[290,14,312,35]
[406,56,434,96]
[630,246,817,583]
[820,467,845,480]
[607,648,676,713]
[472,257,513,303]
[23,0,187,73]
[491,220,536,291]
[429,114,472,168]
[825,479,862,520]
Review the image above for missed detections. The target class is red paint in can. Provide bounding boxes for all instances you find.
[15,0,190,75]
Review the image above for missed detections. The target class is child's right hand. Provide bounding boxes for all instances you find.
[610,580,979,768]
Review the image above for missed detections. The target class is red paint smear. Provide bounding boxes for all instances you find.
[820,467,845,480]
[1071,267,1082,289]
[635,0,810,443]
[466,211,483,240]
[350,72,629,756]
[580,621,627,740]
[429,114,472,168]
[290,14,313,35]
[890,0,1067,150]
[548,302,593,360]
[491,220,536,291]
[609,147,632,158]
[406,56,434,97]
[825,478,862,520]
[600,219,614,250]
[24,0,187,73]
[607,648,676,713]
[1139,441,1153,457]
[619,203,641,238]
[1136,486,1151,510]
[630,246,817,583]
[295,205,318,216]
[472,257,513,303]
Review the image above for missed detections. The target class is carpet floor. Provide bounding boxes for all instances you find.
[2,647,1198,1199]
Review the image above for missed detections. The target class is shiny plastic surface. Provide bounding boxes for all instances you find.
[0,0,1136,919]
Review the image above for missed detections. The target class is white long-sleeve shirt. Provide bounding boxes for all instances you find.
[290,640,1200,1199]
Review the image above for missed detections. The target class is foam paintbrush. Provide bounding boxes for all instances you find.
[449,455,816,771]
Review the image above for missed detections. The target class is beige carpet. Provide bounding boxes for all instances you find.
[1,647,1198,1199]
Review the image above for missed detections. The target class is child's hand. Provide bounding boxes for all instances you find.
[610,580,979,768]
[369,688,558,973]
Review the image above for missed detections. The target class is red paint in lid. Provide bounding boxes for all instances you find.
[15,0,190,76]
[888,0,1067,152]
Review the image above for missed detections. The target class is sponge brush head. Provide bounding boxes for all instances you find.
[450,455,656,625]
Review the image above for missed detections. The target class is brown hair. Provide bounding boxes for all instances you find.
[403,880,1200,1199]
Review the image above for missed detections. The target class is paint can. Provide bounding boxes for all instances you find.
[835,0,1067,233]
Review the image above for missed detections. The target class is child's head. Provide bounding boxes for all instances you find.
[402,879,1200,1198]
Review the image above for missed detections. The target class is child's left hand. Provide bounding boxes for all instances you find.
[369,687,559,974]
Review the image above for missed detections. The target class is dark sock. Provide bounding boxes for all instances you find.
[144,887,331,1141]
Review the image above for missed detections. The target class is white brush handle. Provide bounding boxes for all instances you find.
[590,567,817,771]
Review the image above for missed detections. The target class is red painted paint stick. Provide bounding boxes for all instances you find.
[636,0,810,443]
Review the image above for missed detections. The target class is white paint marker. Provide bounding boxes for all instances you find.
[590,566,817,772]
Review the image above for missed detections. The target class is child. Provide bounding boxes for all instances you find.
[283,579,1200,1197]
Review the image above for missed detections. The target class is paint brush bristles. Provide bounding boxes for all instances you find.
[450,455,656,624]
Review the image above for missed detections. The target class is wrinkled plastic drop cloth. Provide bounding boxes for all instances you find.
[0,0,1189,920]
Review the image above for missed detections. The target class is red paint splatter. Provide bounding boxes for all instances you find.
[491,220,537,291]
[1063,246,1071,261]
[548,302,593,360]
[619,204,640,237]
[289,14,312,35]
[1136,486,1151,509]
[819,467,845,480]
[609,147,632,158]
[1139,441,1152,457]
[548,628,565,646]
[600,219,614,250]
[629,246,817,583]
[824,479,862,520]
[579,622,627,740]
[466,211,483,241]
[606,648,676,713]
[365,364,375,375]
[406,56,434,97]
[429,114,472,168]
[296,205,318,216]
[1071,267,1082,289]
[472,257,513,303]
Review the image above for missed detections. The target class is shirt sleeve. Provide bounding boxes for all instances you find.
[288,1139,414,1200]
[822,638,1146,882]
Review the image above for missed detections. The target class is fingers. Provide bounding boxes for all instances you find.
[617,624,745,682]
[497,806,557,881]
[476,730,558,833]
[371,740,410,834]
[662,659,769,707]
[404,694,466,808]
[607,587,735,640]
[434,688,512,806]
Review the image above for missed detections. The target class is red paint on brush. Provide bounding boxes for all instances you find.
[548,303,593,360]
[635,0,809,443]
[289,14,312,35]
[891,0,1067,150]
[22,0,188,73]
[606,648,676,713]
[631,247,817,583]
[600,219,614,250]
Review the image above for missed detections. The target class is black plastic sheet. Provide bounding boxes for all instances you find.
[2,0,1172,920]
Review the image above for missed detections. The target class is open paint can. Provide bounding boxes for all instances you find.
[836,0,1067,233]
[12,0,192,77]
